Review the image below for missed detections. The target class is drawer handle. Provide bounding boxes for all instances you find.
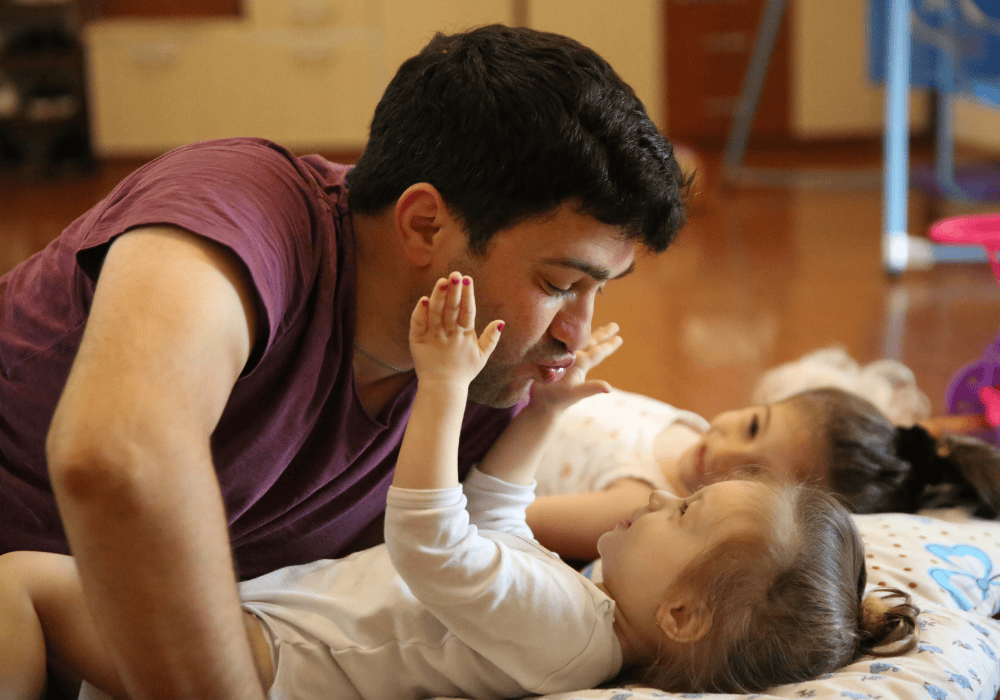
[290,45,336,64]
[129,42,180,68]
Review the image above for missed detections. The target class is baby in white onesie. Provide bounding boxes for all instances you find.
[529,348,932,561]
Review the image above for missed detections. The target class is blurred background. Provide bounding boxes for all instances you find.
[1,0,999,421]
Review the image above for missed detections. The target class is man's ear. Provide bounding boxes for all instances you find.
[656,594,713,644]
[394,183,463,268]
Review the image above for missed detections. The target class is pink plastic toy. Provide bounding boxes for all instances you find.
[929,214,1000,283]
[933,214,1000,435]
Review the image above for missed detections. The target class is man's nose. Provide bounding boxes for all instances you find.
[549,293,594,353]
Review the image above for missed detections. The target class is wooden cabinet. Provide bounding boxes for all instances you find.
[0,0,93,175]
[84,0,384,156]
[665,0,790,146]
[83,0,517,157]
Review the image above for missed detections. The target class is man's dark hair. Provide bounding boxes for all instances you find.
[346,24,689,254]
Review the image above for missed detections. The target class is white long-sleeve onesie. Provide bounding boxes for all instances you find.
[75,468,620,700]
[234,468,621,700]
[535,389,708,496]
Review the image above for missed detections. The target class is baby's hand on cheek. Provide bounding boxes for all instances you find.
[408,272,504,387]
[528,322,622,411]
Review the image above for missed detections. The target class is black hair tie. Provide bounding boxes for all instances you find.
[856,557,868,601]
[894,424,948,486]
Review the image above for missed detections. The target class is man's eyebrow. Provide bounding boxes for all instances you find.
[542,258,636,282]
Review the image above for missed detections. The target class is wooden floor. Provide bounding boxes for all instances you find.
[2,141,999,421]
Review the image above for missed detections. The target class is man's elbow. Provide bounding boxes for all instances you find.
[46,423,147,512]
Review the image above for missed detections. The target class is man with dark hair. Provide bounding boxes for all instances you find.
[0,24,686,700]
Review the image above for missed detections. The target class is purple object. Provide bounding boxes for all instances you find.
[933,214,1000,442]
[945,334,1000,446]
[911,162,1000,201]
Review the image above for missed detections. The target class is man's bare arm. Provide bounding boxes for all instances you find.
[46,226,265,700]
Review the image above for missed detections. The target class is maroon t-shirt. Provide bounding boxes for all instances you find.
[0,137,518,579]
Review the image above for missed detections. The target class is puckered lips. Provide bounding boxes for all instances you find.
[536,355,576,384]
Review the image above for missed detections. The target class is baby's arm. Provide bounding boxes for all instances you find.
[476,323,623,486]
[393,272,503,491]
[386,277,615,691]
[526,479,655,561]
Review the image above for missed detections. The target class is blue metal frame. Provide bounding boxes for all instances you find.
[881,0,991,274]
[723,0,990,274]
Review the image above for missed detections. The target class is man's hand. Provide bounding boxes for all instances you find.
[528,322,623,412]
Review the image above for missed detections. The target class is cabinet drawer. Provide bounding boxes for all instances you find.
[85,22,249,153]
[85,21,378,154]
[247,0,369,30]
[247,38,377,148]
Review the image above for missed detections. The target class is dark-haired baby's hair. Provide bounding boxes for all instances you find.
[791,387,1000,517]
[620,483,918,693]
[346,24,689,255]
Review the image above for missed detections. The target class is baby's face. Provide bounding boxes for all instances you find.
[597,481,774,651]
[674,400,826,494]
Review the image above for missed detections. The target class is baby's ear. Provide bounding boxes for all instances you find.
[656,594,713,644]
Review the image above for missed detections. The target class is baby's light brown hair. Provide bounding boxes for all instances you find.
[618,480,918,693]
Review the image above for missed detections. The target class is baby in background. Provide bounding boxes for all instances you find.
[2,273,917,700]
[530,350,999,561]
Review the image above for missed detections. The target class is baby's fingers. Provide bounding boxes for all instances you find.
[427,277,453,331]
[457,275,475,329]
[478,319,505,359]
[442,272,463,330]
[409,296,430,340]
[572,379,613,402]
[589,322,621,345]
[576,333,623,376]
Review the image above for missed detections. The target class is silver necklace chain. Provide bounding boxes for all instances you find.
[353,342,413,374]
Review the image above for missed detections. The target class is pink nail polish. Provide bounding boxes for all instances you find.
[422,298,429,307]
[462,277,471,286]
[439,283,450,291]
[497,322,505,332]
[450,277,460,285]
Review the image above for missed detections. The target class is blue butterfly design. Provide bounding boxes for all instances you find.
[946,673,972,690]
[970,621,990,637]
[925,544,1000,611]
[870,662,900,674]
[976,639,996,660]
[923,682,948,700]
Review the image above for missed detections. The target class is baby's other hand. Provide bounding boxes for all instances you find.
[528,322,622,411]
[409,272,504,387]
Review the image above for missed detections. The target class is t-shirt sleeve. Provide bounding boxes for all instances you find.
[384,484,620,693]
[73,138,328,370]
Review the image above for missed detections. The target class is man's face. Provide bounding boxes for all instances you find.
[447,204,635,408]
